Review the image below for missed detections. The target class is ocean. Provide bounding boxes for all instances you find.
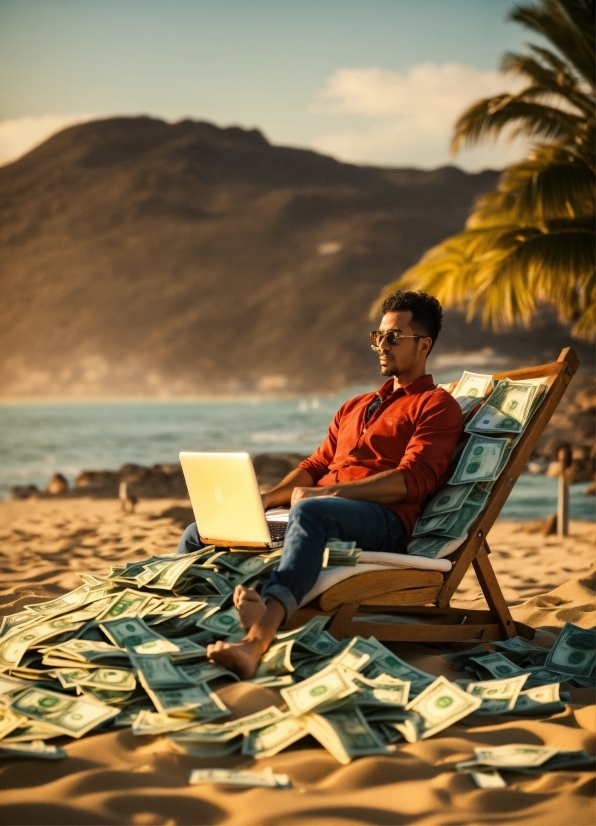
[1,395,594,521]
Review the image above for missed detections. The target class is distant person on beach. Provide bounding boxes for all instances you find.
[177,290,462,678]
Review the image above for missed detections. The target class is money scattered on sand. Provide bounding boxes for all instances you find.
[457,744,595,784]
[0,481,591,769]
[189,767,292,788]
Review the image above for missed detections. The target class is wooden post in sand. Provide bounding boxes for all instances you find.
[557,445,571,538]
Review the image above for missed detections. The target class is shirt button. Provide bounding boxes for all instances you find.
[363,428,368,433]
[343,462,349,467]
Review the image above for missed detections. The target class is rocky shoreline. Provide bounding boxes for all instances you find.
[10,453,308,501]
[9,376,596,501]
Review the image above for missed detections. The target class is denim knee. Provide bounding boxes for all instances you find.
[177,522,201,555]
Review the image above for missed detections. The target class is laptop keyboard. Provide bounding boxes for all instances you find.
[267,521,288,542]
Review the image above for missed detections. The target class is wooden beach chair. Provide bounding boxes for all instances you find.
[283,347,579,644]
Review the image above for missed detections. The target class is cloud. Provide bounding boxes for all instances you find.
[0,113,95,167]
[309,63,531,170]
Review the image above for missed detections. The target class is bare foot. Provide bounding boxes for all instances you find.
[234,585,267,629]
[207,638,263,680]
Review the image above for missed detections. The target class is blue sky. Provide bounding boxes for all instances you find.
[0,0,537,169]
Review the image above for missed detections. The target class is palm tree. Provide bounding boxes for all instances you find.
[375,0,595,340]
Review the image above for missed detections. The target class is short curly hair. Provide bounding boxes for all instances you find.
[380,290,443,351]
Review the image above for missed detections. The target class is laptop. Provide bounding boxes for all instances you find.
[179,452,289,549]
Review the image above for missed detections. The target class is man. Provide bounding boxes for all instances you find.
[178,290,462,678]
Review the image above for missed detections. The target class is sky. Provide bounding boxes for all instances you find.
[0,0,540,171]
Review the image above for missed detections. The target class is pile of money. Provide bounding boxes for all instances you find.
[457,745,595,788]
[322,540,362,567]
[443,624,595,695]
[0,543,591,765]
[407,372,549,559]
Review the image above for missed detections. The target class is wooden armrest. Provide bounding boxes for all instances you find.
[319,569,444,611]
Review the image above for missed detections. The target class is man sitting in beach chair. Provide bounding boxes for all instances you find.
[178,290,463,677]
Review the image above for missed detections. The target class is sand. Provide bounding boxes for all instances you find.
[0,497,594,826]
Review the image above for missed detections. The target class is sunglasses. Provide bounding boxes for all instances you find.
[370,330,422,348]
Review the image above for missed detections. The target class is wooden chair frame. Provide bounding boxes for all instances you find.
[283,347,580,644]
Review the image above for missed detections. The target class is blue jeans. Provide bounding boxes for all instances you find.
[177,497,407,621]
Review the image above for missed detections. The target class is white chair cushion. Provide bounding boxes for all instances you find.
[299,551,451,607]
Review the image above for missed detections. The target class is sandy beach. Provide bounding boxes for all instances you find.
[0,497,594,826]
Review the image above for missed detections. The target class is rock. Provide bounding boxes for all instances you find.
[75,470,120,497]
[526,461,546,475]
[542,513,558,536]
[10,484,40,500]
[252,453,308,491]
[46,473,69,494]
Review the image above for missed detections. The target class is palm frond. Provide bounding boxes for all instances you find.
[467,148,595,225]
[501,51,594,115]
[510,0,595,88]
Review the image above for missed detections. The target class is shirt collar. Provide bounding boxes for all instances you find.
[377,374,434,399]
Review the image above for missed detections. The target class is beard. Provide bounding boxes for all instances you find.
[379,362,399,377]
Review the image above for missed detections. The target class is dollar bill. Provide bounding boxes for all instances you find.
[280,664,359,716]
[422,484,475,518]
[332,637,381,673]
[452,372,493,402]
[42,638,129,664]
[544,622,596,679]
[10,687,119,738]
[414,500,483,540]
[0,614,89,670]
[468,769,507,788]
[189,768,291,788]
[457,744,559,771]
[450,435,509,485]
[470,653,530,681]
[466,380,539,435]
[510,683,565,716]
[78,668,137,692]
[0,740,67,760]
[131,710,199,735]
[100,617,180,654]
[466,674,528,714]
[132,654,196,691]
[179,660,239,684]
[242,713,308,758]
[0,611,38,639]
[170,706,285,742]
[305,708,389,765]
[406,534,466,559]
[405,676,482,738]
[364,651,435,694]
[255,640,296,678]
[147,685,229,719]
[195,607,241,637]
[96,589,155,622]
[322,540,362,568]
[351,673,410,708]
[0,707,28,740]
[0,674,29,699]
[24,582,117,618]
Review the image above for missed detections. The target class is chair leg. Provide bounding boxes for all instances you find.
[473,543,516,639]
[327,602,359,640]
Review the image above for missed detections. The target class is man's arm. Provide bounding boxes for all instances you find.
[291,468,407,506]
[292,393,462,507]
[262,467,315,510]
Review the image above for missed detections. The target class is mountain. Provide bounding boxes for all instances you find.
[0,116,591,397]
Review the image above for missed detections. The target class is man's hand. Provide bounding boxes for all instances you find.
[290,486,339,505]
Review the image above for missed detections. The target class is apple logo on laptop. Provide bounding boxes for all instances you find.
[214,486,225,504]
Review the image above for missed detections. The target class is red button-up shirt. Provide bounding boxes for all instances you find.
[299,374,463,538]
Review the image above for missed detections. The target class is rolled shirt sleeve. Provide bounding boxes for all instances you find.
[398,394,463,504]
